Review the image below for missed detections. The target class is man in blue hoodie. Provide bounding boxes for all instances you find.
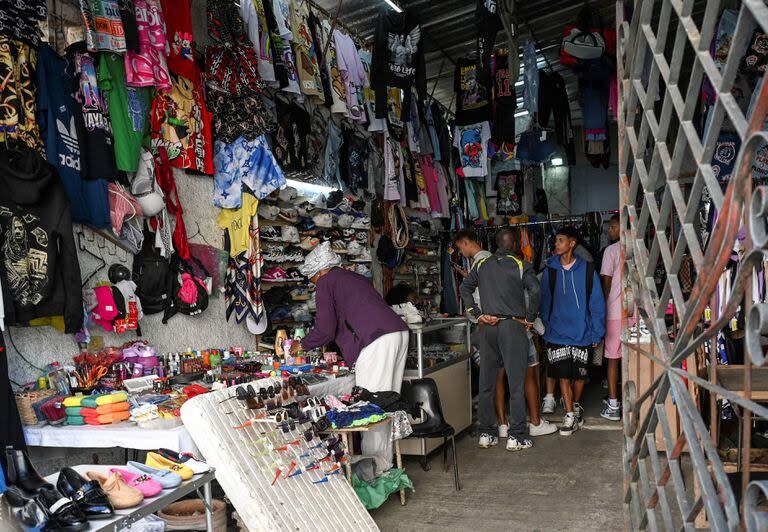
[540,226,606,436]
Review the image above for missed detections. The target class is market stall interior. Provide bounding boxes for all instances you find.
[4,0,760,528]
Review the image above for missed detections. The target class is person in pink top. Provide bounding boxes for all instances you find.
[600,215,623,421]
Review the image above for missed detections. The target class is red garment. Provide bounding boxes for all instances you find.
[159,0,196,79]
[154,149,190,259]
[418,155,442,216]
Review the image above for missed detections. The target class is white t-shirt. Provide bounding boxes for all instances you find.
[454,121,491,177]
[600,242,622,320]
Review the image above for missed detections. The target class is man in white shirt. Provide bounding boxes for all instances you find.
[600,215,623,421]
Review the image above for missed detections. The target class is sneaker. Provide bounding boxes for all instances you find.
[528,419,557,436]
[291,287,311,301]
[297,219,316,233]
[478,433,499,448]
[258,203,279,220]
[498,424,509,438]
[346,241,363,256]
[298,236,320,250]
[574,402,585,427]
[391,302,422,323]
[281,225,300,243]
[337,214,355,227]
[506,436,532,451]
[559,413,579,436]
[331,240,348,254]
[351,215,370,229]
[600,402,621,421]
[284,268,304,282]
[351,248,372,262]
[262,267,289,283]
[260,225,281,241]
[542,395,556,414]
[278,208,298,223]
[278,186,298,202]
[313,213,333,228]
[296,201,315,217]
[355,264,372,278]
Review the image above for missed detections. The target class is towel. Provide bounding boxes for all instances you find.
[63,396,85,407]
[66,415,85,425]
[83,410,131,425]
[81,402,130,417]
[81,391,129,408]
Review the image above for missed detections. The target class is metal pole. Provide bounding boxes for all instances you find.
[203,480,214,531]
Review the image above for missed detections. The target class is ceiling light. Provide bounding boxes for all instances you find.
[514,109,529,117]
[384,0,402,12]
[286,179,338,195]
[551,157,564,166]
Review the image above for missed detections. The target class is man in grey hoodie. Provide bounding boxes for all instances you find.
[460,232,541,451]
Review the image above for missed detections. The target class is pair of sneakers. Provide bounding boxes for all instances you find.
[478,425,533,452]
[560,403,585,436]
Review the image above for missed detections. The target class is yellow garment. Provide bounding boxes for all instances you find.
[146,452,193,480]
[217,193,258,258]
[28,316,66,332]
[477,184,489,221]
[95,391,128,405]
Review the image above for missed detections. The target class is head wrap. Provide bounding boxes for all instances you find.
[298,241,341,277]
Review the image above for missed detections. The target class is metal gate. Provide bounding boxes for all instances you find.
[617,0,768,529]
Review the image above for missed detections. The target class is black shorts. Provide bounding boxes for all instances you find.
[546,344,590,380]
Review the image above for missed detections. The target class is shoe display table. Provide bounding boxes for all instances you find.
[23,374,355,456]
[43,464,216,531]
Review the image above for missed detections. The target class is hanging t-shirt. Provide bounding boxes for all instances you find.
[322,20,348,115]
[0,37,43,154]
[80,0,127,52]
[125,0,171,91]
[160,0,195,78]
[291,0,323,99]
[0,0,47,46]
[241,0,276,84]
[272,101,311,173]
[67,42,117,181]
[322,120,343,188]
[217,192,258,258]
[474,0,501,83]
[99,53,149,173]
[271,0,292,39]
[359,49,386,132]
[118,0,139,52]
[495,170,523,215]
[341,131,368,194]
[454,121,490,177]
[383,131,405,204]
[307,8,332,107]
[213,135,286,208]
[261,0,299,94]
[492,49,517,146]
[36,43,110,228]
[150,73,214,175]
[455,56,491,126]
[333,30,367,122]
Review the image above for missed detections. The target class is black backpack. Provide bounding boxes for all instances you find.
[162,253,211,324]
[547,261,595,320]
[132,222,170,315]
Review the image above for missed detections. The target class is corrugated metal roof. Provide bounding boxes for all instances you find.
[313,0,617,122]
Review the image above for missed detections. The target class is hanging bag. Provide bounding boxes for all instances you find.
[132,221,171,315]
[162,253,212,323]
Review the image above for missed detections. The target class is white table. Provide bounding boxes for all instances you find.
[44,464,216,531]
[24,424,199,455]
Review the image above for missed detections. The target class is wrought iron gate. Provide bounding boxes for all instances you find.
[617,0,768,529]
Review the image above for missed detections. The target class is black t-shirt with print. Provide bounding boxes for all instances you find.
[339,130,368,193]
[272,101,311,173]
[492,50,517,144]
[455,56,491,126]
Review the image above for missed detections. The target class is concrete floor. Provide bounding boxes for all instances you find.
[371,389,624,532]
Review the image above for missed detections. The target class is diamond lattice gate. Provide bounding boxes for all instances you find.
[616,0,768,529]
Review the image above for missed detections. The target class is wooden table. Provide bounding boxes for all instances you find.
[324,418,406,506]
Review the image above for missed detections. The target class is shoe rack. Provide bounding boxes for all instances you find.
[180,376,377,531]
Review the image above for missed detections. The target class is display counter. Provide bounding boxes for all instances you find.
[401,317,472,456]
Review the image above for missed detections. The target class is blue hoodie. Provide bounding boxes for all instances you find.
[540,255,606,347]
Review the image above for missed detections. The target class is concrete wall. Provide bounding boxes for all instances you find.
[570,165,620,215]
[7,170,257,387]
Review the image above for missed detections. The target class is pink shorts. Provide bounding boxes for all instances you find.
[604,319,622,359]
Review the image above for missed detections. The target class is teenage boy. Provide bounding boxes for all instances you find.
[540,226,606,436]
[600,215,622,421]
[496,228,556,437]
[460,234,541,451]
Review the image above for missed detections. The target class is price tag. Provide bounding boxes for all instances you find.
[704,307,711,321]
[731,317,738,331]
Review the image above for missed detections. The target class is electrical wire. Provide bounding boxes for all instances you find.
[5,328,46,373]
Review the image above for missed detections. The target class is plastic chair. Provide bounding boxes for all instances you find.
[402,378,460,491]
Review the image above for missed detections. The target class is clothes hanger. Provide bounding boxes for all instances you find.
[77,230,107,287]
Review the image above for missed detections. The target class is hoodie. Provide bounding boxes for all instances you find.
[0,148,84,333]
[540,255,605,347]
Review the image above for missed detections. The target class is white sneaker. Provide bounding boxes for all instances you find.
[478,433,499,448]
[498,424,509,438]
[506,436,532,451]
[542,395,556,414]
[559,413,579,436]
[528,419,557,436]
[574,402,585,427]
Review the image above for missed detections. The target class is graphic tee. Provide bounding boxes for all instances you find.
[80,0,127,52]
[291,0,324,99]
[241,0,276,83]
[67,42,117,180]
[217,192,258,257]
[125,0,171,91]
[455,56,491,125]
[36,43,110,228]
[495,170,523,215]
[99,53,149,172]
[359,49,386,132]
[454,121,491,177]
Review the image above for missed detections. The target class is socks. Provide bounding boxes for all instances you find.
[608,398,619,408]
[544,393,554,401]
